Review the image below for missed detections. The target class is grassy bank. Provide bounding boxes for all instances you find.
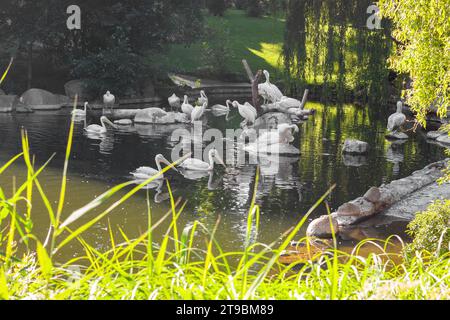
[158,9,285,77]
[1,119,450,300]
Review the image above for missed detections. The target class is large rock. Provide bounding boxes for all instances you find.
[0,95,17,113]
[134,108,189,124]
[342,139,369,155]
[427,131,445,140]
[436,134,450,145]
[21,88,62,110]
[386,132,409,140]
[306,215,339,238]
[64,80,91,100]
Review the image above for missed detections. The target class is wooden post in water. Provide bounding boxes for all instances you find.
[242,59,262,112]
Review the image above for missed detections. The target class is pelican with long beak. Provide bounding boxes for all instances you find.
[191,101,208,123]
[212,100,232,113]
[131,154,176,181]
[181,95,194,118]
[84,116,117,134]
[72,101,89,117]
[197,90,208,106]
[178,149,225,172]
[168,93,181,110]
[232,101,257,126]
[258,70,283,104]
[387,101,407,134]
[255,124,299,146]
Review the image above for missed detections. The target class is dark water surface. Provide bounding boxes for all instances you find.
[0,102,446,258]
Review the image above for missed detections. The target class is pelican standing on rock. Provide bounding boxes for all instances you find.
[84,116,117,134]
[191,102,208,123]
[232,101,257,126]
[72,102,89,117]
[168,93,181,110]
[387,101,407,134]
[103,91,115,113]
[197,90,208,106]
[258,70,283,104]
[178,149,225,172]
[131,154,175,181]
[181,95,194,118]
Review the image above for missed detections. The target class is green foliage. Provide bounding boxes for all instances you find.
[405,200,450,257]
[206,0,228,16]
[201,23,235,75]
[246,0,264,17]
[378,0,450,126]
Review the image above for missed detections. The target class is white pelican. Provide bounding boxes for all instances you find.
[387,101,407,134]
[211,100,232,113]
[168,93,181,109]
[178,149,225,172]
[255,124,299,146]
[258,70,283,103]
[232,101,257,126]
[131,154,175,181]
[191,101,208,123]
[103,91,115,112]
[197,90,208,106]
[84,116,117,134]
[277,96,304,112]
[181,95,194,118]
[72,102,88,117]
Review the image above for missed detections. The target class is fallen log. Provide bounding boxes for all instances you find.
[307,159,449,239]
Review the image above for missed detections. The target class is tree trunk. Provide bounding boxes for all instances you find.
[27,41,33,89]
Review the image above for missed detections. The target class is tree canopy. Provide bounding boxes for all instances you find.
[378,0,450,126]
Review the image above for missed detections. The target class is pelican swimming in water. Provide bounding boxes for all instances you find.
[181,95,194,118]
[168,93,181,110]
[84,116,117,134]
[72,102,89,117]
[232,101,258,126]
[191,101,208,123]
[258,70,284,104]
[103,91,115,112]
[212,100,232,113]
[255,124,299,146]
[130,154,175,181]
[197,90,208,106]
[178,149,225,172]
[387,101,407,134]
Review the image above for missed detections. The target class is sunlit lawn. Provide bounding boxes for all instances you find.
[161,9,285,77]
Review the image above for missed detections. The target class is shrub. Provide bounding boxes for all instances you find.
[405,200,450,256]
[206,0,228,16]
[246,0,264,17]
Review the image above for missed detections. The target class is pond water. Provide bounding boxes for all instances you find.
[0,102,446,259]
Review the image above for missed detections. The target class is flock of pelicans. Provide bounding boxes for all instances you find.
[70,69,410,191]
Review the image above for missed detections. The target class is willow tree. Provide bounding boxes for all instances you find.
[282,0,393,105]
[378,0,450,126]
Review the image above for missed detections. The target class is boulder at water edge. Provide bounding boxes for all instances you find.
[21,88,62,110]
[436,134,450,145]
[427,131,445,140]
[342,139,369,155]
[306,215,339,238]
[0,95,17,112]
[386,132,408,140]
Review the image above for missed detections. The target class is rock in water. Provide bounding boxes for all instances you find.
[342,139,369,155]
[427,131,445,140]
[436,134,450,145]
[337,203,361,217]
[21,88,62,110]
[364,187,381,203]
[114,119,133,126]
[306,215,339,238]
[386,132,408,140]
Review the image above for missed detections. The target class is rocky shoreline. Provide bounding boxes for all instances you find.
[307,159,450,239]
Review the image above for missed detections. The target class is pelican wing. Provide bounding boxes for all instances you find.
[84,124,104,134]
[388,113,406,132]
[180,158,210,171]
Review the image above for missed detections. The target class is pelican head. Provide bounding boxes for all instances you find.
[155,154,178,172]
[231,101,239,108]
[106,91,111,96]
[100,116,118,129]
[263,70,270,81]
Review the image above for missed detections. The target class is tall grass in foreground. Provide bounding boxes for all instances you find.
[0,118,450,300]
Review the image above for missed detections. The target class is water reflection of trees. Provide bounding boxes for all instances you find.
[283,0,393,106]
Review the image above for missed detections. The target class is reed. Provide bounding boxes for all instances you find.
[0,117,449,300]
